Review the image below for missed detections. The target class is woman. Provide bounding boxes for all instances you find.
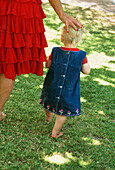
[0,0,82,121]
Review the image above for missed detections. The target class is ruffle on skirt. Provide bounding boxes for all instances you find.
[0,0,47,79]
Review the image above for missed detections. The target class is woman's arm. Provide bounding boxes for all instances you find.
[48,0,82,32]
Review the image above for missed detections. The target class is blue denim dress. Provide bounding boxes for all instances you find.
[40,47,86,116]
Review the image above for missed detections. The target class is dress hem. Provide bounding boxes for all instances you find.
[40,103,81,117]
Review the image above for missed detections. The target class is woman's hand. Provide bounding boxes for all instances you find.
[59,13,82,32]
[49,0,82,32]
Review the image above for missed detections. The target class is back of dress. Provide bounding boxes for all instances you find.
[40,47,86,116]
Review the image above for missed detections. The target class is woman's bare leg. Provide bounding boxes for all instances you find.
[51,115,67,138]
[44,109,54,122]
[0,74,14,120]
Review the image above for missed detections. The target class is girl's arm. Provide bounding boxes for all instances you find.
[81,63,90,74]
[45,59,52,68]
[48,0,82,32]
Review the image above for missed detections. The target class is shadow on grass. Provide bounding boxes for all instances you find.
[1,65,114,169]
[80,67,114,118]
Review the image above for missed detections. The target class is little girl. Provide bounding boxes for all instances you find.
[40,24,90,138]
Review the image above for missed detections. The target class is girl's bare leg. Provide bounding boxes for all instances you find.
[0,74,14,120]
[44,109,54,122]
[51,115,67,138]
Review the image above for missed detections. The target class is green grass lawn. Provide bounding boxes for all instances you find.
[0,3,115,170]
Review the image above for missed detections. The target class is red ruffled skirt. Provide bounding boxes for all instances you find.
[0,0,47,80]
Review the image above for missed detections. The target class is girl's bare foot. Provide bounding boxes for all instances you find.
[51,132,63,138]
[0,112,7,121]
[51,115,66,138]
[45,109,54,122]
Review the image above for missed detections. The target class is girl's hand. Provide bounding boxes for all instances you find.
[45,59,52,68]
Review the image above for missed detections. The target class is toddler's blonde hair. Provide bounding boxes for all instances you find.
[61,25,84,45]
